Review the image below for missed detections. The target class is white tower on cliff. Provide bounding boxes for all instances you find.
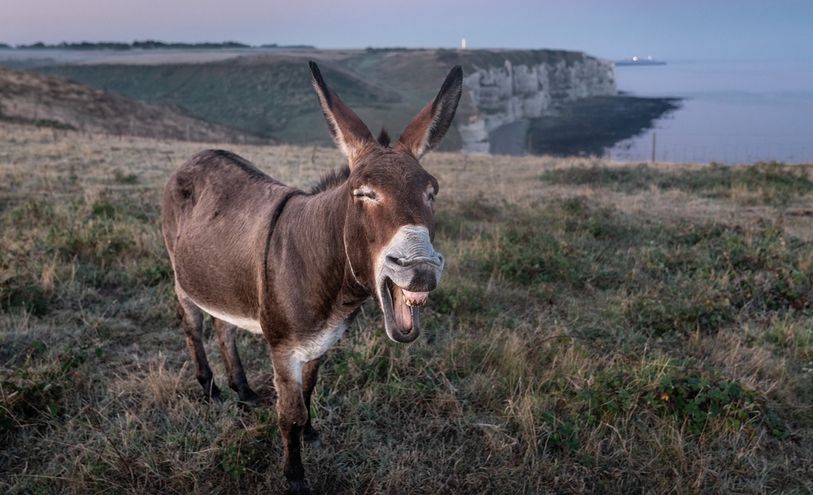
[461,37,467,50]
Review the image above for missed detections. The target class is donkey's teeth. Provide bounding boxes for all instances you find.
[401,289,429,307]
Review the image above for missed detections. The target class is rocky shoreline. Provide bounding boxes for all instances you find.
[458,56,616,153]
[484,95,680,157]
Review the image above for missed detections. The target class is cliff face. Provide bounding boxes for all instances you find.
[458,56,616,153]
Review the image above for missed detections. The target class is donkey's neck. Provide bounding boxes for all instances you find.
[270,181,368,321]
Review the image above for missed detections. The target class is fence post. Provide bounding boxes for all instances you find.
[651,132,657,163]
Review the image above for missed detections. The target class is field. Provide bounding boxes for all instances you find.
[1,122,812,493]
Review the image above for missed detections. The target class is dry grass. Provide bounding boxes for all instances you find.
[1,122,812,494]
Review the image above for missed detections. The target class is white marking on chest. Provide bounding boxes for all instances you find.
[195,302,263,334]
[289,321,348,384]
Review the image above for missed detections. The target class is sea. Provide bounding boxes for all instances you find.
[608,59,813,164]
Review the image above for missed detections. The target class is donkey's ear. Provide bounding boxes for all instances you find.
[309,61,374,163]
[398,66,463,158]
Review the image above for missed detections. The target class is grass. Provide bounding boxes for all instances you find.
[0,67,257,144]
[40,60,399,141]
[540,162,813,204]
[1,122,812,493]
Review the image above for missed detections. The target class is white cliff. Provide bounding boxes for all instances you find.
[458,56,616,153]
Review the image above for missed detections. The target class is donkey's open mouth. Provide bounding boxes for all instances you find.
[380,277,429,342]
[375,225,444,343]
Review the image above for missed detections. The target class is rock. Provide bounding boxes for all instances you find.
[459,55,616,153]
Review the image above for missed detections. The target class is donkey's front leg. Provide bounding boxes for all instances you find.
[271,349,310,494]
[302,358,321,446]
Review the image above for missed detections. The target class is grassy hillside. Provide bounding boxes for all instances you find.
[1,122,812,493]
[39,57,401,144]
[35,48,630,152]
[0,67,261,143]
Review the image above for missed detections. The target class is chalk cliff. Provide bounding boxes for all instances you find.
[457,55,616,153]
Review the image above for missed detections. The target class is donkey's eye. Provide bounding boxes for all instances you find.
[352,188,378,200]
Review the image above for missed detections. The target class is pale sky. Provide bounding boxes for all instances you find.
[1,0,811,61]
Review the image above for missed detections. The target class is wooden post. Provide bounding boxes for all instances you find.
[651,132,657,163]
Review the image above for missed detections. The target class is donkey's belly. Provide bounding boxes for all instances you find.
[190,297,263,335]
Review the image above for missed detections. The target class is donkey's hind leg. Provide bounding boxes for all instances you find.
[176,291,221,400]
[213,318,259,405]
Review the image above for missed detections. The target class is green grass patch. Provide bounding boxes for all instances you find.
[0,344,86,435]
[0,274,49,316]
[434,196,812,335]
[541,162,813,204]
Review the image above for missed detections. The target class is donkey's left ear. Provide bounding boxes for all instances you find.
[398,66,463,158]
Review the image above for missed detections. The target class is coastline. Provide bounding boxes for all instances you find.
[486,95,680,157]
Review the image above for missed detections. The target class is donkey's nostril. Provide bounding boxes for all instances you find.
[387,254,443,269]
[386,255,406,267]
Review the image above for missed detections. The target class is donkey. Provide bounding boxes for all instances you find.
[161,61,462,493]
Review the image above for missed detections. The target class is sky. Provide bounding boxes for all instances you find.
[1,0,812,61]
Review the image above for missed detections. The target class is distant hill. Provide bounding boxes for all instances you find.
[0,67,263,143]
[7,41,315,50]
[37,49,579,147]
[40,56,403,145]
[25,47,676,155]
[14,41,253,50]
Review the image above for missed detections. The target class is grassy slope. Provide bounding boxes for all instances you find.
[34,49,601,151]
[0,67,260,144]
[1,123,812,493]
[39,57,401,144]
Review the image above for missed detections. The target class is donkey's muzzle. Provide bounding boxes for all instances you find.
[377,225,444,344]
[386,254,444,268]
[385,254,444,292]
[388,258,442,291]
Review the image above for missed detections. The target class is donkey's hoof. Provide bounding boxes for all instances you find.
[288,479,310,495]
[203,385,222,402]
[237,387,260,407]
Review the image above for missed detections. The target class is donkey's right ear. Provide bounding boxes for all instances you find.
[397,65,463,159]
[309,61,374,164]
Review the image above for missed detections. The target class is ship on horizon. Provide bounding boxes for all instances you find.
[615,55,666,66]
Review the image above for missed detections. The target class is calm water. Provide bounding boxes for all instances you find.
[608,60,813,164]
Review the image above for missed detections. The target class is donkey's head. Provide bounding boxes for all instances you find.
[309,61,462,343]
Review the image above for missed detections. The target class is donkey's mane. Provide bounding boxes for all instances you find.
[310,128,392,195]
[310,165,350,194]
